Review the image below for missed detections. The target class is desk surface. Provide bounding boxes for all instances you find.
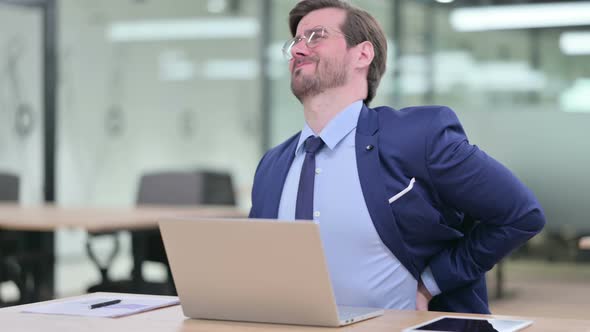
[1,293,589,332]
[0,203,246,232]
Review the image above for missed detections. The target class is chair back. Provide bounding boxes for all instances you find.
[132,169,236,285]
[0,173,19,201]
[136,170,235,206]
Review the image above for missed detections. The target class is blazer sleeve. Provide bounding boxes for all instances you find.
[425,107,545,293]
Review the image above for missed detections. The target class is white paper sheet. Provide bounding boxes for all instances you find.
[22,294,180,318]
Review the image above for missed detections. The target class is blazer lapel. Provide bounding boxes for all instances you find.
[260,134,300,218]
[355,105,419,279]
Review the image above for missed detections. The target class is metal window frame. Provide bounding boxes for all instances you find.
[0,0,57,203]
[0,0,57,301]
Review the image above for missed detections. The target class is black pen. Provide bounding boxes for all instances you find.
[89,299,121,309]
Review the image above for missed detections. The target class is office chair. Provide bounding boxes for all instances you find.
[0,173,29,306]
[131,170,236,295]
[86,170,235,295]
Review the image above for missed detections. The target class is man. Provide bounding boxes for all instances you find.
[249,0,545,314]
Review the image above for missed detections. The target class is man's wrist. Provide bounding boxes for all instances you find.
[420,266,442,297]
[418,280,433,300]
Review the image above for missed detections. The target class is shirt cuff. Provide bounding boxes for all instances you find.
[421,266,442,297]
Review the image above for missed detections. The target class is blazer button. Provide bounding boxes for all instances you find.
[366,145,374,151]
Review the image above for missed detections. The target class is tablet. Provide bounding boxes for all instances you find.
[402,315,533,332]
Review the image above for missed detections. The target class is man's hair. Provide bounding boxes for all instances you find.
[288,0,387,105]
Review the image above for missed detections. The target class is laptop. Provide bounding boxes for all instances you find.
[159,218,384,327]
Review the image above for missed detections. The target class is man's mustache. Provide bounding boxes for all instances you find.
[292,56,319,71]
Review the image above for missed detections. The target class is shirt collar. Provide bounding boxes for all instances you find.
[295,100,363,155]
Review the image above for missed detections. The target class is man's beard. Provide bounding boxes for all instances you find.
[290,55,348,102]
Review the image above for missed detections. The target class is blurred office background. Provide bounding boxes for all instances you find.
[1,0,590,317]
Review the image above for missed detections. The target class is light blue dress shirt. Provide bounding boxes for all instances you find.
[278,100,440,309]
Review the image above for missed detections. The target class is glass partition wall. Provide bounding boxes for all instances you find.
[58,0,262,209]
[0,3,44,205]
[55,0,263,296]
[0,1,47,302]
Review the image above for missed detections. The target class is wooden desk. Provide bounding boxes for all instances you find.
[1,293,589,332]
[0,204,246,301]
[0,203,245,232]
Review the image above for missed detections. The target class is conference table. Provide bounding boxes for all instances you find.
[0,203,246,302]
[1,293,589,332]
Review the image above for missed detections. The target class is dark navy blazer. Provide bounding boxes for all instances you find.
[249,104,545,313]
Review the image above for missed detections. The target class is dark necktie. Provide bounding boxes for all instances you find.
[295,136,325,220]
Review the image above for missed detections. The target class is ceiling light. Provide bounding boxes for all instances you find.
[108,17,259,42]
[451,2,590,31]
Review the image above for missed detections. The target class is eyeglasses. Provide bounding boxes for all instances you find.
[281,26,348,60]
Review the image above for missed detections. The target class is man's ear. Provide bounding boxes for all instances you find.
[353,41,374,70]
